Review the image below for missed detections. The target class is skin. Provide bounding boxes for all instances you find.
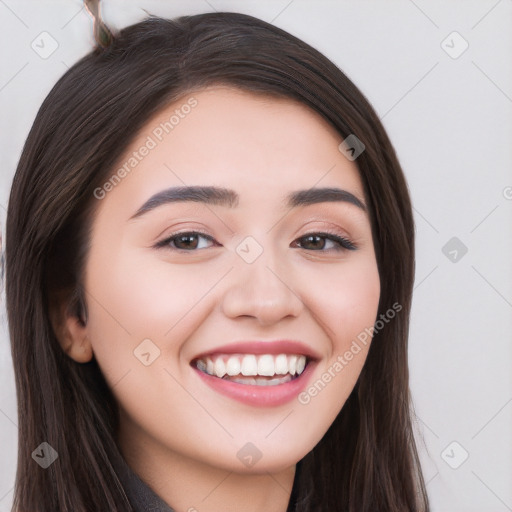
[57,87,381,512]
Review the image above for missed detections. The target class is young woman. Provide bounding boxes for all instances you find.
[6,11,429,512]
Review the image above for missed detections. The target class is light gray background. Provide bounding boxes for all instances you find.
[1,1,511,511]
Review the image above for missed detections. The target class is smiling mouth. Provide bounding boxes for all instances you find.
[192,353,309,386]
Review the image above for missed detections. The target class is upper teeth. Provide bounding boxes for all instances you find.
[196,353,307,378]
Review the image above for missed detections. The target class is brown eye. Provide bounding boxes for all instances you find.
[155,231,217,251]
[300,234,327,250]
[173,234,200,250]
[293,232,357,252]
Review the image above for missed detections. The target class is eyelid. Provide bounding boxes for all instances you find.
[154,229,216,250]
[296,230,357,251]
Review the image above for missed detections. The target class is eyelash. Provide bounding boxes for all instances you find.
[154,230,357,252]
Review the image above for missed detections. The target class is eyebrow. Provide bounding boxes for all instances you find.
[129,185,366,219]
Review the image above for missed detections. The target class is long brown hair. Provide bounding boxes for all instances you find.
[6,12,429,511]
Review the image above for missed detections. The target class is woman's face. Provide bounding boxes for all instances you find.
[81,87,380,473]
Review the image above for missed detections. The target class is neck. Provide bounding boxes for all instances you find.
[118,423,296,512]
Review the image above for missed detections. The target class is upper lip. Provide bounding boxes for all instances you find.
[191,340,321,362]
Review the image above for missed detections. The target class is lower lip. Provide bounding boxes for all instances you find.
[193,362,316,407]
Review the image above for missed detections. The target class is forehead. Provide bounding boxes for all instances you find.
[94,86,364,217]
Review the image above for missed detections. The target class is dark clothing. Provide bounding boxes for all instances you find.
[111,449,175,512]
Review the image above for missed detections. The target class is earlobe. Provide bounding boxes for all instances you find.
[50,293,94,363]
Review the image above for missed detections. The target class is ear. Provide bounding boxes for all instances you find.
[49,290,93,363]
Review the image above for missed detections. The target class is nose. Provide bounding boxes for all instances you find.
[221,250,304,327]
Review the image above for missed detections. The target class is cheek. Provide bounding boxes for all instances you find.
[86,247,217,339]
[294,254,380,424]
[307,253,381,353]
[82,249,223,443]
[82,246,231,390]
